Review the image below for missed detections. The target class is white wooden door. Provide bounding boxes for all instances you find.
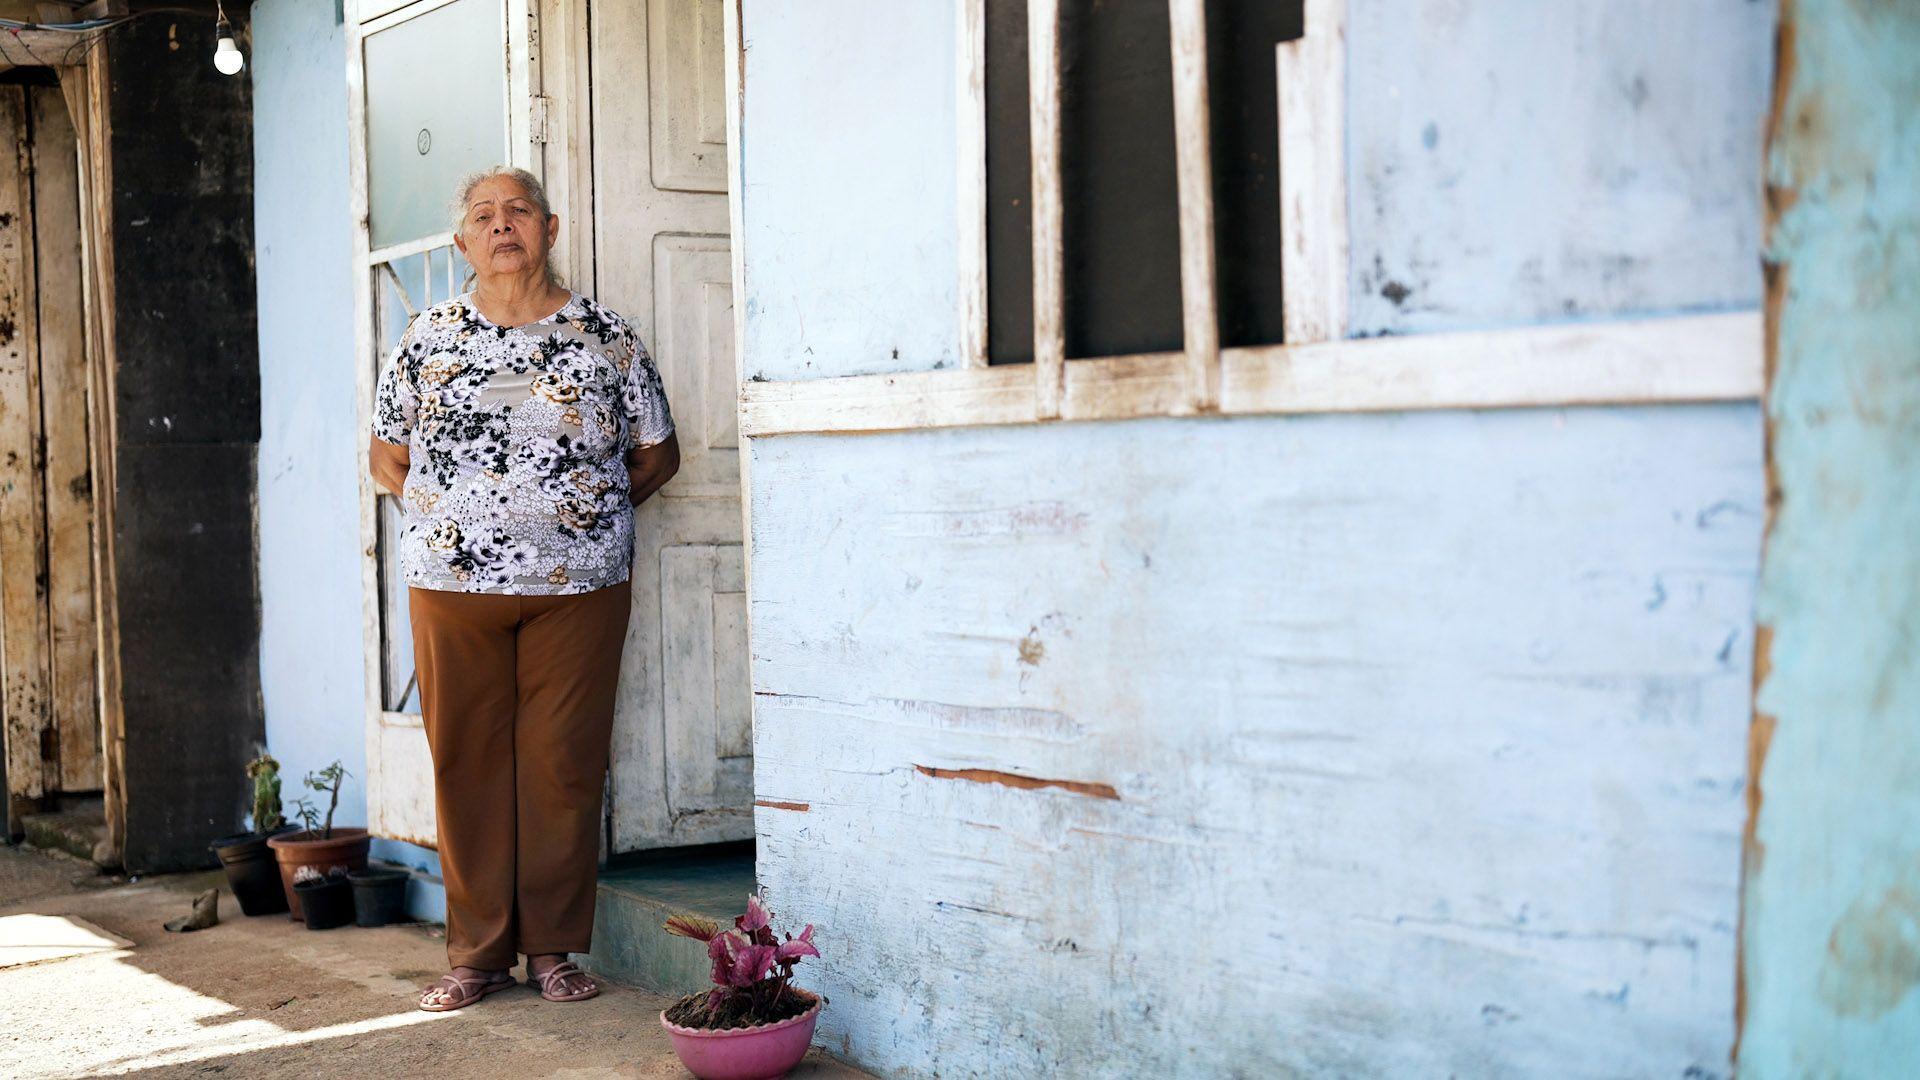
[589,0,752,852]
[350,0,535,847]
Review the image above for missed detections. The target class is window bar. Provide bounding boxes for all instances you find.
[1168,0,1220,411]
[380,261,419,320]
[958,0,989,369]
[424,245,434,308]
[1027,0,1065,419]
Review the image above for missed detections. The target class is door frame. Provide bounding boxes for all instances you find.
[347,0,542,846]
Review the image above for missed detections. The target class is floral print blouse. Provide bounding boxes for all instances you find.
[372,290,674,595]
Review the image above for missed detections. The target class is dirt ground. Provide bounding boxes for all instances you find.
[0,844,869,1079]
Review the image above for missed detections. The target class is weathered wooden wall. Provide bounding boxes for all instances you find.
[752,408,1762,1075]
[1345,0,1774,337]
[1739,1,1920,1073]
[739,0,1774,1074]
[738,0,958,382]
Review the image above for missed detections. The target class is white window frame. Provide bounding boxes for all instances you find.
[726,0,1762,439]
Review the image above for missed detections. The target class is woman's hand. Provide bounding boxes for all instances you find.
[369,435,410,500]
[625,433,681,506]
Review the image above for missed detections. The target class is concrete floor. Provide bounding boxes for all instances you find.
[0,843,869,1079]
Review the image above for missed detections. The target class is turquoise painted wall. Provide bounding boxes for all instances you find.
[250,0,441,918]
[1740,1,1920,1074]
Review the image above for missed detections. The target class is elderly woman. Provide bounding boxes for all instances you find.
[367,166,679,1011]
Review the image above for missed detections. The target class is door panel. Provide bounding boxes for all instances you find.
[593,0,748,853]
[649,0,729,193]
[661,544,751,818]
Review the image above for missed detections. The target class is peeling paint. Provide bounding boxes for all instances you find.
[753,799,810,812]
[913,764,1119,801]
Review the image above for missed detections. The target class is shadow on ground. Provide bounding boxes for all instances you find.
[0,844,864,1079]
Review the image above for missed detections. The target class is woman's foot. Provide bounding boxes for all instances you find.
[418,965,516,1011]
[525,953,600,1002]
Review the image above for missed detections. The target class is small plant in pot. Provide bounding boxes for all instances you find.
[208,755,298,917]
[659,895,824,1080]
[265,761,370,922]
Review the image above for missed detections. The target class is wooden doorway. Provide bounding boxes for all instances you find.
[0,79,101,837]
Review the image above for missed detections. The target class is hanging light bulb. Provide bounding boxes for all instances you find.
[213,4,244,76]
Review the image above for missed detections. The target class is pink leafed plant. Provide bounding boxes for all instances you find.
[662,894,822,1030]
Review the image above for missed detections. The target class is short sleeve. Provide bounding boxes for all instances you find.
[372,319,421,445]
[618,321,675,450]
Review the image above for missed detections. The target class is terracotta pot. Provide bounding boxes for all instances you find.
[661,991,822,1080]
[266,827,371,921]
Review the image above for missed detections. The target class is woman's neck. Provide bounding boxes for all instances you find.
[470,274,569,328]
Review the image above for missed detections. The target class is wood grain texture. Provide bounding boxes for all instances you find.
[1276,0,1348,344]
[748,404,1764,1075]
[738,311,1764,436]
[1026,0,1063,418]
[31,86,100,793]
[956,0,988,369]
[0,86,51,820]
[1167,0,1219,410]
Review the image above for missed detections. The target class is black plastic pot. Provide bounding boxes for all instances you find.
[294,875,356,930]
[210,827,296,917]
[348,866,411,927]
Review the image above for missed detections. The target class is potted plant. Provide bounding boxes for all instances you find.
[658,894,824,1080]
[208,755,297,916]
[265,761,370,921]
[293,866,356,930]
[347,864,411,927]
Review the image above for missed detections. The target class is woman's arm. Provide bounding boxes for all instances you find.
[369,435,410,498]
[625,433,681,506]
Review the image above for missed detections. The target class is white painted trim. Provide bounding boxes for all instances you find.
[956,0,988,370]
[738,311,1765,437]
[1027,0,1064,420]
[344,6,389,837]
[1168,0,1220,411]
[1277,0,1349,344]
[357,0,465,35]
[505,0,536,170]
[366,231,455,268]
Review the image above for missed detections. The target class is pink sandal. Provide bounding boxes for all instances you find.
[419,970,516,1012]
[526,959,600,1002]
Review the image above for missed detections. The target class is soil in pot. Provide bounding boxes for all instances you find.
[266,828,371,921]
[661,988,823,1080]
[209,826,297,917]
[347,866,410,927]
[294,875,356,930]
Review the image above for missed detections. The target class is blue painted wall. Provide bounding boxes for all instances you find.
[1740,1,1920,1073]
[250,0,441,918]
[1346,0,1774,337]
[737,1,1774,1074]
[738,0,959,381]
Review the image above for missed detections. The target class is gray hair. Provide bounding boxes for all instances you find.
[449,166,564,287]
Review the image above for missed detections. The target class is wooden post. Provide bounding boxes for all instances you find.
[0,85,52,833]
[1276,0,1349,345]
[1168,0,1220,411]
[1027,0,1064,419]
[30,86,101,794]
[957,0,988,369]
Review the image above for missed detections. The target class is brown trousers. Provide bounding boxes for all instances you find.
[408,582,631,969]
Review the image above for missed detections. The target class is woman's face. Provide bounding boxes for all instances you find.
[456,176,558,281]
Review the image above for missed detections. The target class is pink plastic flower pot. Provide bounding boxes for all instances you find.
[660,993,822,1080]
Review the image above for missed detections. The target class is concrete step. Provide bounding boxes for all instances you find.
[21,794,108,866]
[580,843,755,996]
